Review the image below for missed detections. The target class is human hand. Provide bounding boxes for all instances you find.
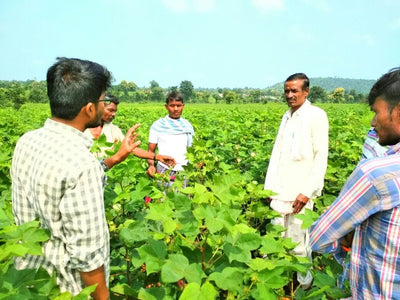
[292,193,309,214]
[340,230,355,249]
[146,165,156,177]
[156,154,176,167]
[116,124,141,162]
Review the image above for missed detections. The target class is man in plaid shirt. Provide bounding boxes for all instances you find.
[11,58,140,299]
[310,67,400,299]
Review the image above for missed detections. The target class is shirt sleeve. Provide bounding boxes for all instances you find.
[148,128,158,144]
[302,110,329,199]
[310,163,383,255]
[60,162,108,272]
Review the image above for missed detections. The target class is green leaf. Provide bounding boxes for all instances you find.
[257,269,288,288]
[313,271,336,288]
[137,240,167,274]
[190,183,214,204]
[53,292,74,300]
[130,177,153,201]
[3,244,29,258]
[179,282,201,299]
[295,208,320,229]
[161,254,189,283]
[259,236,284,254]
[137,286,170,300]
[199,282,219,300]
[208,267,244,292]
[119,220,148,245]
[224,243,251,263]
[29,267,59,296]
[208,172,244,205]
[73,284,97,300]
[248,258,280,272]
[179,281,218,300]
[251,282,277,300]
[4,267,36,288]
[175,210,199,236]
[167,192,192,211]
[110,283,138,297]
[184,263,206,284]
[234,232,261,251]
[146,202,177,234]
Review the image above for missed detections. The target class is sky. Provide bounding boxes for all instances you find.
[1,0,399,89]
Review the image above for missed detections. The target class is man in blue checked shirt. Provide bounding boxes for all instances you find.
[310,67,400,299]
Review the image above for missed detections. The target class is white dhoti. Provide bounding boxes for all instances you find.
[270,199,314,288]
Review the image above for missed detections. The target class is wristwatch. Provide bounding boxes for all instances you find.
[100,159,109,172]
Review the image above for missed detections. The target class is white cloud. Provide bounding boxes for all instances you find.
[251,0,284,13]
[161,0,215,13]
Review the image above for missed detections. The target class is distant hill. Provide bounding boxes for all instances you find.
[268,77,376,94]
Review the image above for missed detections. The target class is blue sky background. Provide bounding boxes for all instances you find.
[1,0,399,88]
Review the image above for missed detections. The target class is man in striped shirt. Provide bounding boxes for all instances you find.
[361,127,390,160]
[310,67,400,299]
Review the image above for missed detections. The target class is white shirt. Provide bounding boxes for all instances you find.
[148,130,189,171]
[84,122,125,158]
[84,122,124,143]
[264,100,329,209]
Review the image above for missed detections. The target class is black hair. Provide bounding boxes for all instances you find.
[285,73,310,91]
[368,67,400,112]
[47,57,112,120]
[166,90,183,104]
[105,93,119,105]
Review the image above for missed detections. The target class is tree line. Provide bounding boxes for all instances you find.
[0,79,368,109]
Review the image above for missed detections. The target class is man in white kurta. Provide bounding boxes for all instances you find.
[264,73,329,289]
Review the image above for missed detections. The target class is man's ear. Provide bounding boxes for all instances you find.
[82,102,96,118]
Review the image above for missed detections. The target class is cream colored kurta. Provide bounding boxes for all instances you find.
[84,122,125,158]
[264,100,329,215]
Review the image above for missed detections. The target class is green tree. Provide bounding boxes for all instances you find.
[28,81,47,103]
[114,80,138,101]
[247,90,264,103]
[6,82,27,109]
[329,87,346,103]
[223,90,238,104]
[0,88,12,108]
[151,86,164,102]
[150,80,160,89]
[180,80,195,102]
[131,90,150,102]
[308,86,327,103]
[168,86,178,92]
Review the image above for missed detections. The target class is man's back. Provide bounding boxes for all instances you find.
[11,119,109,294]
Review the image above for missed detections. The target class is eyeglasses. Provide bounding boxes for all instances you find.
[93,96,112,106]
